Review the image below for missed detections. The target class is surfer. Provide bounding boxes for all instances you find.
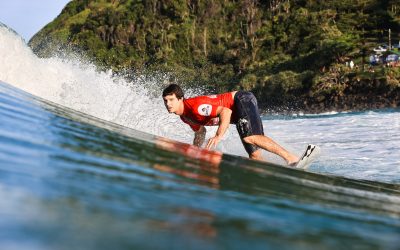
[162,84,316,166]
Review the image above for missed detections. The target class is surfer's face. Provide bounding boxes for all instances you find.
[163,94,182,115]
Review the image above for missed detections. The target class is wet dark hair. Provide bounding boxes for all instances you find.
[162,84,184,99]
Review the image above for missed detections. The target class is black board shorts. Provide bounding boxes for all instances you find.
[233,91,264,155]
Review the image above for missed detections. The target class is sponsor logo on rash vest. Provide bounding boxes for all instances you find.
[198,104,212,116]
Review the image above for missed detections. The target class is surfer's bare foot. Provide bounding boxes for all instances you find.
[287,156,299,167]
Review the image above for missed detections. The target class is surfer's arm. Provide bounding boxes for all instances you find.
[206,107,232,149]
[193,126,206,147]
[215,106,232,138]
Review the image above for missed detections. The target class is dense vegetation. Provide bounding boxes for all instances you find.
[29,0,400,112]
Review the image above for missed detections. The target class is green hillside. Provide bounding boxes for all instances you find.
[29,0,400,112]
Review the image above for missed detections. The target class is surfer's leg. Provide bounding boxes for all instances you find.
[239,132,263,160]
[234,91,298,165]
[243,135,298,165]
[249,149,263,160]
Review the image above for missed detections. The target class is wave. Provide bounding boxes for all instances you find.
[1,79,400,250]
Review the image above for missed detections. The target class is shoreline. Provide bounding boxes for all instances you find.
[256,70,400,115]
[258,96,400,115]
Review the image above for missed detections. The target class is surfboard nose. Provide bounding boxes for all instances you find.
[295,144,321,169]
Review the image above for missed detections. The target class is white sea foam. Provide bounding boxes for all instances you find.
[266,111,400,182]
[0,24,191,139]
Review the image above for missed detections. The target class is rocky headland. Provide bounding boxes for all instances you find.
[28,0,400,113]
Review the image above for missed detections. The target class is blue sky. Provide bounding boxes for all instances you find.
[0,0,71,41]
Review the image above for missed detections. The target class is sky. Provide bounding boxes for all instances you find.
[0,0,71,42]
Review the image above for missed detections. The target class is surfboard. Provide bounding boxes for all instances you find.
[295,144,321,169]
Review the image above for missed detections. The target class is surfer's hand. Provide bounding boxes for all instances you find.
[206,136,221,150]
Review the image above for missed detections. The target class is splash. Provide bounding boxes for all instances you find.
[0,24,187,138]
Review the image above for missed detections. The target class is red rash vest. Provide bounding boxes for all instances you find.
[180,92,235,131]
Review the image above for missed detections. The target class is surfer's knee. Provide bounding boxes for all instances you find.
[249,149,262,160]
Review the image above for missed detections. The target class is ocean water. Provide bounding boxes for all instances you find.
[1,23,400,249]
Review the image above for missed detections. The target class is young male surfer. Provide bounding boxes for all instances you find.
[162,84,318,167]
